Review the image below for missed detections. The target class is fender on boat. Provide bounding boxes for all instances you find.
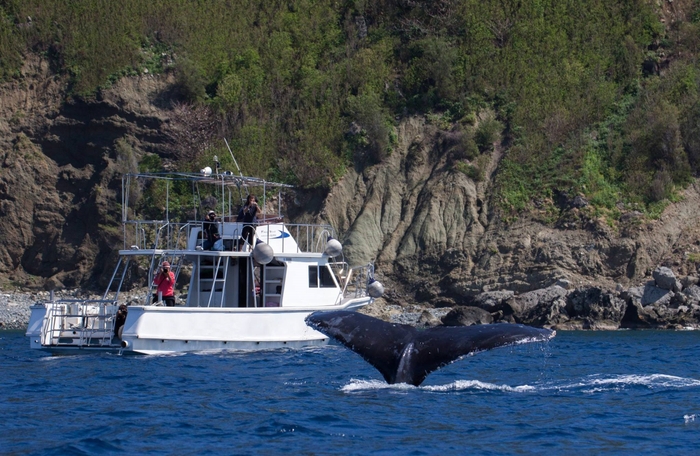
[367,278,384,298]
[253,240,274,264]
[324,236,343,257]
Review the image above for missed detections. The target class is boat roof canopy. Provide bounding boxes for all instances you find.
[124,172,294,189]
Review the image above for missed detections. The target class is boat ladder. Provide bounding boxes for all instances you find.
[200,255,229,307]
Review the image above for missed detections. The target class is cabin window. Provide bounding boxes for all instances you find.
[308,265,337,288]
[319,265,336,288]
[308,266,318,287]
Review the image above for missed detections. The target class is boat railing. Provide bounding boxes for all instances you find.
[40,299,119,348]
[122,218,335,254]
[274,223,335,253]
[340,263,375,299]
[123,220,191,250]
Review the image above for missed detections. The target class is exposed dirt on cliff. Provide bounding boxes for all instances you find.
[0,55,176,288]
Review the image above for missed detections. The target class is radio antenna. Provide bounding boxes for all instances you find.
[224,137,248,200]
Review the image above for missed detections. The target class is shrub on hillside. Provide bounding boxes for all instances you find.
[172,58,207,103]
[624,98,691,202]
[346,92,392,163]
[475,118,503,152]
[441,128,479,161]
[402,36,458,110]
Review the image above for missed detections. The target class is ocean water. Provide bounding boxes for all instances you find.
[1,329,699,455]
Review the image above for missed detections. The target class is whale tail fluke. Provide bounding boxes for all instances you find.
[305,310,555,386]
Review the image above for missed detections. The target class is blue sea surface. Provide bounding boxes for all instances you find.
[1,329,699,455]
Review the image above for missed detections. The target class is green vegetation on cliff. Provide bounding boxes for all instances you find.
[2,0,700,219]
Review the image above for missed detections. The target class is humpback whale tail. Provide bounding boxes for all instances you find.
[306,310,555,386]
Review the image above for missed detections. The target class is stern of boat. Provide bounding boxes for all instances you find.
[27,299,123,353]
[26,304,47,349]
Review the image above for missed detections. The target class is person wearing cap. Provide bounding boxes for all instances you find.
[203,210,222,250]
[153,261,176,306]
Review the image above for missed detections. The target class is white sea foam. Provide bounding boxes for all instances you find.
[341,378,535,393]
[423,380,536,393]
[145,351,187,358]
[341,378,416,392]
[530,373,700,394]
[576,374,700,393]
[341,373,700,394]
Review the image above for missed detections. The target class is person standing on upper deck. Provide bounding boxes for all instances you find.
[203,210,223,250]
[238,194,260,250]
[152,261,176,306]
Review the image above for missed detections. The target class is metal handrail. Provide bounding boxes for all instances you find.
[338,263,373,299]
[122,218,338,254]
[40,300,119,347]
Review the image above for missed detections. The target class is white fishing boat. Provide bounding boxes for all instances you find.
[26,171,383,354]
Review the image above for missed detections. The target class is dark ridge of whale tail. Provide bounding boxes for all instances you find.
[305,310,556,386]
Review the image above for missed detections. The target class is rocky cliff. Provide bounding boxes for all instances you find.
[0,55,174,288]
[2,55,700,329]
[322,117,700,306]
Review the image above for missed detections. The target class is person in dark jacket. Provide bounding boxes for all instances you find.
[203,210,222,250]
[238,195,259,250]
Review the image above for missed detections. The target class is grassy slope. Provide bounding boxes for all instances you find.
[2,0,700,221]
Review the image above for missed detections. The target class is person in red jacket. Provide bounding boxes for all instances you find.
[153,261,176,306]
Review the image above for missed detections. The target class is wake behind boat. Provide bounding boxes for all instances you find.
[26,171,383,354]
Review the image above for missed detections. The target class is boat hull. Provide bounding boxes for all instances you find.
[119,305,339,354]
[28,298,371,355]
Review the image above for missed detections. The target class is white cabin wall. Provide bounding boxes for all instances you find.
[281,259,341,307]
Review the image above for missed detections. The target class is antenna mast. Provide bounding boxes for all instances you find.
[224,138,249,200]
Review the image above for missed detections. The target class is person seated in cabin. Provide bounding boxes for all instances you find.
[237,194,259,251]
[152,261,176,306]
[202,210,223,251]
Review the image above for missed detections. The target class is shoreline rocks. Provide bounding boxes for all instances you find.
[0,288,148,331]
[3,267,700,331]
[367,266,700,330]
[484,266,700,330]
[0,291,45,330]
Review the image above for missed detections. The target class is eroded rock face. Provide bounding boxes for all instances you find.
[321,113,700,308]
[471,290,515,313]
[653,266,681,291]
[0,55,174,287]
[620,281,700,329]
